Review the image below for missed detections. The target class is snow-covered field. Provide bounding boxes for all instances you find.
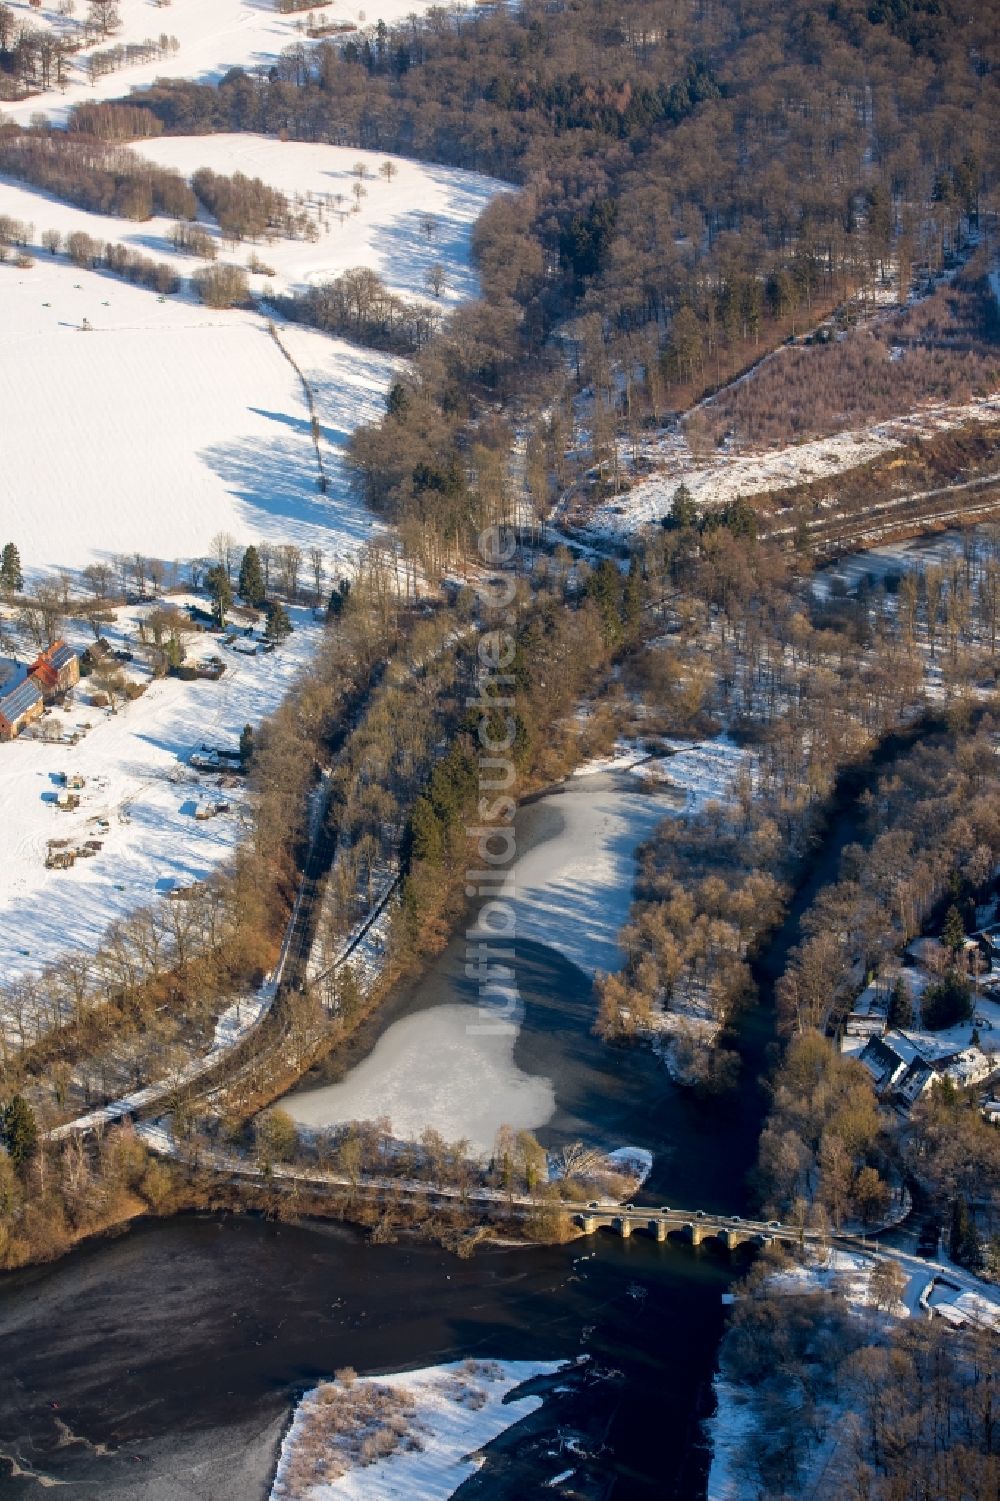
[0,139,502,577]
[0,598,320,986]
[1,0,462,128]
[0,137,500,309]
[132,134,502,305]
[586,393,1000,539]
[2,258,396,574]
[271,1360,564,1501]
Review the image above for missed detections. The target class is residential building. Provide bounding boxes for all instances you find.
[936,1047,995,1091]
[858,1035,908,1095]
[844,977,892,1038]
[896,1057,936,1108]
[0,677,43,740]
[29,640,80,699]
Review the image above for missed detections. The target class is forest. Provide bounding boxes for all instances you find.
[95,0,1000,555]
[718,1249,998,1499]
[0,0,997,1422]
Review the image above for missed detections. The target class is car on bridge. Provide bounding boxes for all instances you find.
[660,1206,671,1214]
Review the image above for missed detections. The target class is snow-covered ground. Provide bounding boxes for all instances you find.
[1,255,392,574]
[0,136,499,308]
[0,0,464,129]
[586,393,1000,539]
[573,735,747,814]
[0,136,501,306]
[270,1359,565,1501]
[0,598,319,988]
[0,140,502,577]
[132,134,503,305]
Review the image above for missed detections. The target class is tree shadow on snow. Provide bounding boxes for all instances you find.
[199,431,377,553]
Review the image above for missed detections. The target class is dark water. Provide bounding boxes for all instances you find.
[0,779,760,1500]
[0,741,894,1501]
[293,784,764,1212]
[0,1214,736,1499]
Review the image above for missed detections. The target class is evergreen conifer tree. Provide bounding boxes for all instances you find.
[264,601,292,641]
[942,903,966,957]
[238,544,265,606]
[2,1095,38,1170]
[0,542,23,595]
[206,563,232,627]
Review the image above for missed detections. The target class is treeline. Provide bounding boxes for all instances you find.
[756,1032,893,1232]
[308,590,470,994]
[192,166,292,243]
[63,229,180,294]
[0,5,71,98]
[86,34,179,84]
[597,806,787,1092]
[776,727,1000,1038]
[191,262,250,309]
[0,1113,177,1269]
[69,101,165,143]
[280,267,438,354]
[0,126,196,221]
[400,575,637,942]
[0,211,31,266]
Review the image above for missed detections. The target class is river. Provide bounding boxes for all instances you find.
[0,751,887,1500]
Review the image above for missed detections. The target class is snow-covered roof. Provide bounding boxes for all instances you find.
[936,1047,995,1088]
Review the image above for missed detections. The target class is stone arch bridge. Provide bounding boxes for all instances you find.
[575,1204,814,1251]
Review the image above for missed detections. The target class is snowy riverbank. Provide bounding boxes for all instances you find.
[270,1359,566,1501]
